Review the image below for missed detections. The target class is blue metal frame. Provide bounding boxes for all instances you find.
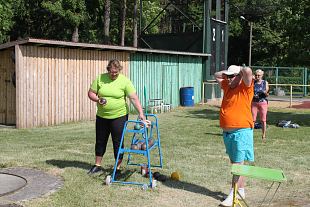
[109,113,163,188]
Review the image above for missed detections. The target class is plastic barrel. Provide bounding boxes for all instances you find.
[180,87,194,107]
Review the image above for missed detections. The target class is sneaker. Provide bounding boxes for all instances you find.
[220,192,233,207]
[220,189,245,207]
[115,169,121,177]
[87,165,102,175]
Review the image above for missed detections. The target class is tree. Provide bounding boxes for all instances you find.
[0,0,14,43]
[42,0,87,42]
[103,0,111,44]
[119,0,126,46]
[228,0,285,66]
[279,0,309,66]
[133,0,138,47]
[10,0,69,41]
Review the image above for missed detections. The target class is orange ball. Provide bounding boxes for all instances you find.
[171,171,180,181]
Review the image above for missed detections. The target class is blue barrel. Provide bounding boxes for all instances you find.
[180,87,194,107]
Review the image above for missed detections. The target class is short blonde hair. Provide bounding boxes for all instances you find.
[107,59,123,71]
[255,69,264,76]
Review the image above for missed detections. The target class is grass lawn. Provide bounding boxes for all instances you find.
[0,105,309,207]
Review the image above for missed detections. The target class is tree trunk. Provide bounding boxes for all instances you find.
[119,0,126,46]
[72,26,79,42]
[133,0,138,47]
[103,0,111,44]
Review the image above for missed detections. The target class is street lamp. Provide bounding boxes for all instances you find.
[240,16,253,66]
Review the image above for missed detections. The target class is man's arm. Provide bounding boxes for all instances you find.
[240,67,253,87]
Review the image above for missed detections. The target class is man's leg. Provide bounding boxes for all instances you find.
[221,162,246,206]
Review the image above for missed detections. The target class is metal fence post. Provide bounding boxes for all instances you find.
[290,85,293,107]
[304,67,308,96]
[275,67,279,90]
[201,82,205,104]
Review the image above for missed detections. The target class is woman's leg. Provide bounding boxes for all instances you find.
[251,102,258,123]
[258,102,268,140]
[110,115,128,169]
[95,116,111,165]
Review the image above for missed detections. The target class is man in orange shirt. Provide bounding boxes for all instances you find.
[214,65,254,206]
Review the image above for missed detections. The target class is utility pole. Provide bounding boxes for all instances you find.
[240,16,252,66]
[249,21,253,66]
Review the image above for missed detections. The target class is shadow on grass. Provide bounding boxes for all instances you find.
[46,159,137,181]
[174,108,220,121]
[162,179,226,202]
[267,111,310,127]
[205,132,222,136]
[46,159,92,170]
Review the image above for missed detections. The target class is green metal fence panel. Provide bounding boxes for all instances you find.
[130,53,203,109]
[251,66,309,97]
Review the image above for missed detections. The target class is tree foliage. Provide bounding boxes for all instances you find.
[228,0,309,66]
[0,0,308,67]
[41,0,87,42]
[0,0,14,42]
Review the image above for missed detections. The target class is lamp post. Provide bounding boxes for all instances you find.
[240,16,253,66]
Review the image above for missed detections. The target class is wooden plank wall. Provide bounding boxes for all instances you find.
[0,48,16,125]
[15,45,130,128]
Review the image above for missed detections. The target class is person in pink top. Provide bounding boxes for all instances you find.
[251,69,269,142]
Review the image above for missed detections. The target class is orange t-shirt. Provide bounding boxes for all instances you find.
[220,80,254,129]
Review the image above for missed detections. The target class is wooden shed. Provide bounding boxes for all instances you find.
[0,38,210,129]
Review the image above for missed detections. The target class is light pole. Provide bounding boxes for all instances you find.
[240,16,253,66]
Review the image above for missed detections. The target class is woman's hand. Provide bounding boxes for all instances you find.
[98,97,107,105]
[138,113,145,122]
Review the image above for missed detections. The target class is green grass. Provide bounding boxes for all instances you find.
[1,105,310,207]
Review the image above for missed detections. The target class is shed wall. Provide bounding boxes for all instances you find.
[0,48,16,125]
[130,53,203,109]
[15,45,129,128]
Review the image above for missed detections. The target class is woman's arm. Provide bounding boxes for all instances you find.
[265,81,269,96]
[88,89,99,102]
[128,93,145,121]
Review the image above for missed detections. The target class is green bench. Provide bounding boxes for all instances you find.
[231,164,287,207]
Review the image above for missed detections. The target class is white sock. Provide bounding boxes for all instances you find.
[238,188,245,199]
[228,188,245,198]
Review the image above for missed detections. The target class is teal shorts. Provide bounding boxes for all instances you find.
[223,128,254,163]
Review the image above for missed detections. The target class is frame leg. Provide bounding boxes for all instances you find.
[233,182,240,207]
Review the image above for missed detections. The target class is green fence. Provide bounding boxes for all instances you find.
[251,66,309,97]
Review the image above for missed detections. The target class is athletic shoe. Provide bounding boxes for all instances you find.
[220,189,245,207]
[115,169,121,177]
[87,165,102,175]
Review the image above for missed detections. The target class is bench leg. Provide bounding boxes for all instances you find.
[232,181,249,207]
[233,182,243,207]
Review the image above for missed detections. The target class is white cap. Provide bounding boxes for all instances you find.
[223,65,241,75]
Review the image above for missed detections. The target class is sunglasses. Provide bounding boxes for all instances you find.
[226,74,236,79]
